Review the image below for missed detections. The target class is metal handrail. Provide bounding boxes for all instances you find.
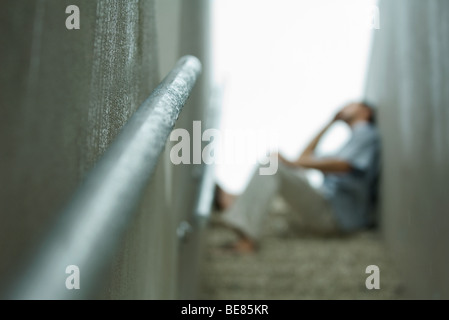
[8,55,202,299]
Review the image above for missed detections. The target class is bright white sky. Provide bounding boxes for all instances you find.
[212,0,378,193]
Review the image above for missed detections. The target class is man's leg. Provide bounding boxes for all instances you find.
[220,163,337,252]
[220,164,280,250]
[277,165,337,233]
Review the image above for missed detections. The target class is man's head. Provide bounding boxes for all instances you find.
[338,102,375,126]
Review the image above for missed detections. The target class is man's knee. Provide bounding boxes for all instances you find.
[277,161,306,181]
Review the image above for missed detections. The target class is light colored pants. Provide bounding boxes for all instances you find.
[221,163,337,241]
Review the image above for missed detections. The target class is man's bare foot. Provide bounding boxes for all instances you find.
[218,237,256,254]
[233,238,257,253]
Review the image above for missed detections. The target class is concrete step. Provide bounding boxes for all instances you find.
[200,204,406,300]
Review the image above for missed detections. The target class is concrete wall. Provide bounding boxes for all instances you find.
[365,0,449,299]
[0,0,210,299]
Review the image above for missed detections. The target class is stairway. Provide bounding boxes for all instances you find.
[200,198,406,300]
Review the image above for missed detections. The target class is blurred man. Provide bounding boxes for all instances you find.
[220,102,380,253]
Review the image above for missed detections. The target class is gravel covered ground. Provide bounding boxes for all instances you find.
[200,198,406,300]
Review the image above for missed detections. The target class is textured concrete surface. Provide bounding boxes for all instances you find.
[365,0,449,299]
[0,0,161,298]
[0,0,210,299]
[201,198,405,300]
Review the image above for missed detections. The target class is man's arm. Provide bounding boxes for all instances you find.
[278,113,353,173]
[285,156,352,173]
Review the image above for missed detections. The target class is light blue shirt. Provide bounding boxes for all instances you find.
[320,122,380,231]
